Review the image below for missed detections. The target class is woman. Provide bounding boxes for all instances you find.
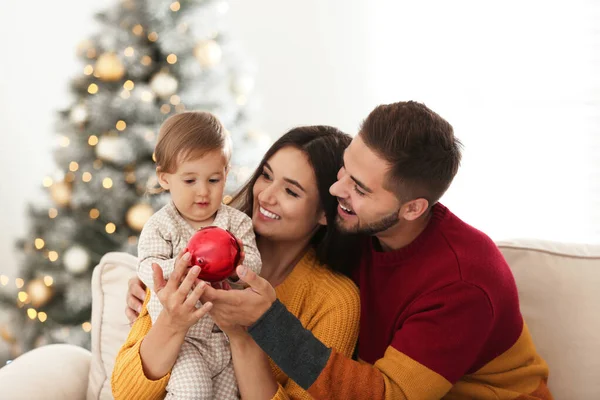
[112,126,362,400]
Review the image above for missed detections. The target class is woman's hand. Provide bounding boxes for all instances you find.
[152,251,213,334]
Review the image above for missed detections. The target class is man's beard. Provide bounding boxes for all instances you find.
[335,210,400,236]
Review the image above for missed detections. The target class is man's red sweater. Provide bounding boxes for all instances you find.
[249,203,552,399]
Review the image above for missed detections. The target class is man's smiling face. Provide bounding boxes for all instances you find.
[329,134,402,236]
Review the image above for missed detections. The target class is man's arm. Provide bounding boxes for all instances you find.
[248,282,495,400]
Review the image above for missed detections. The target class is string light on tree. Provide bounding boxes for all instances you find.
[88,84,99,94]
[106,223,117,234]
[89,208,100,219]
[166,54,178,64]
[48,251,59,262]
[34,238,45,250]
[132,24,144,36]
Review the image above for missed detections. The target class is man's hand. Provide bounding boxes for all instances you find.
[201,265,276,328]
[126,276,147,323]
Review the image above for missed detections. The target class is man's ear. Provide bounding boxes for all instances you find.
[156,167,170,190]
[400,198,429,221]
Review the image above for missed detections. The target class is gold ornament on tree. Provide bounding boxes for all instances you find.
[95,52,125,82]
[193,40,222,67]
[27,279,54,308]
[49,181,72,207]
[126,203,155,231]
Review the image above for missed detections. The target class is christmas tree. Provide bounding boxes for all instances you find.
[0,0,269,364]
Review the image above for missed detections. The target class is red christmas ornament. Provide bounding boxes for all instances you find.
[186,226,241,282]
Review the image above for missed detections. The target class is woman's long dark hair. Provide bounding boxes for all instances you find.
[231,126,362,277]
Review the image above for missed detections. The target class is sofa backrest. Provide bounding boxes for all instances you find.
[90,241,600,400]
[497,239,600,400]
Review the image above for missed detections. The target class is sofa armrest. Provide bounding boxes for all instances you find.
[0,343,91,400]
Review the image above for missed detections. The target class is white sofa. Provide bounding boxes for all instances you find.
[0,239,598,400]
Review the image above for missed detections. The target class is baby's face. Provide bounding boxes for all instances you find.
[159,150,227,228]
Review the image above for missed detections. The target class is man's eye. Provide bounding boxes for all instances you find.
[353,185,366,197]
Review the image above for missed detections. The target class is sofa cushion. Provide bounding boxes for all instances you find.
[88,252,138,400]
[497,239,600,400]
[0,344,91,400]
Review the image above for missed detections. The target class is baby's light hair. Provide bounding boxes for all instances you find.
[148,111,232,194]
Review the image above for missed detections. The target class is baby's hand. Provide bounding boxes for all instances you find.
[236,238,246,266]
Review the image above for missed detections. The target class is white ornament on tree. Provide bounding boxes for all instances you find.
[150,71,178,99]
[194,40,222,67]
[69,104,89,124]
[63,246,91,275]
[96,136,136,165]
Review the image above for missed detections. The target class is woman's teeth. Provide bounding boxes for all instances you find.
[260,206,280,220]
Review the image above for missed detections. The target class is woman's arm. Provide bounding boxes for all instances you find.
[112,298,170,400]
[112,253,213,400]
[228,330,279,400]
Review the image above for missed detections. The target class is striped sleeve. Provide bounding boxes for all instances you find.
[270,278,360,399]
[249,282,495,399]
[111,293,170,400]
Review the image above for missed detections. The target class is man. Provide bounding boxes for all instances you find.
[129,101,552,399]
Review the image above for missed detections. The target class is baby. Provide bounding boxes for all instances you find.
[137,111,261,399]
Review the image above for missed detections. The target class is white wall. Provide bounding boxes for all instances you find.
[0,0,597,278]
[367,0,599,242]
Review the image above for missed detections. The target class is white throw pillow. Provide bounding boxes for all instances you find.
[87,252,138,400]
